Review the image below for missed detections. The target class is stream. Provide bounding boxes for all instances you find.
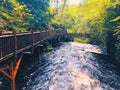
[22,42,120,90]
[0,42,120,90]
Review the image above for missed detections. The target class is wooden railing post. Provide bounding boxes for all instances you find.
[0,29,68,90]
[0,31,2,36]
[31,30,34,54]
[0,51,2,59]
[13,31,17,63]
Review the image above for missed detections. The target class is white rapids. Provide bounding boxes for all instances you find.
[25,42,120,90]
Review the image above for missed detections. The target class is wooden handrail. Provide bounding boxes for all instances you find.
[0,30,67,62]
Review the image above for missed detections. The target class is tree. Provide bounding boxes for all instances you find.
[0,0,32,31]
[18,0,52,30]
[50,0,120,61]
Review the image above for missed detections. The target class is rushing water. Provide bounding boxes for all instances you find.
[22,42,120,90]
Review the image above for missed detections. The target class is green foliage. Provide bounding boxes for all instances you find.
[103,2,120,61]
[18,0,52,30]
[0,0,120,61]
[115,40,120,61]
[51,0,110,45]
[0,0,52,31]
[0,0,32,31]
[110,16,120,22]
[74,38,90,43]
[50,0,120,61]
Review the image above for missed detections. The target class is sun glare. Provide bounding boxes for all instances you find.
[69,0,84,5]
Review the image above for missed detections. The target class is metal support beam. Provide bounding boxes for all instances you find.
[13,56,23,79]
[31,30,34,55]
[10,62,15,90]
[0,56,22,90]
[0,68,12,80]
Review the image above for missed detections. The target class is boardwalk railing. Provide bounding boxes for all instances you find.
[0,29,90,90]
[0,30,67,62]
[68,33,91,38]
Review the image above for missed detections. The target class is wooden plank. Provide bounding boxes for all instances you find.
[0,30,67,63]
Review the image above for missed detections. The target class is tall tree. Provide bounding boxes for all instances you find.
[50,0,120,61]
[18,0,52,30]
[0,0,32,31]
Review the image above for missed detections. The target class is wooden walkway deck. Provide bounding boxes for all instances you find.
[0,29,90,90]
[0,30,67,90]
[0,30,67,62]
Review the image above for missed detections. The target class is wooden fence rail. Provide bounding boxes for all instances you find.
[0,29,91,90]
[0,30,67,62]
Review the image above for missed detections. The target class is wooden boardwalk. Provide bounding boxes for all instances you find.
[0,29,90,90]
[0,30,67,90]
[0,30,67,62]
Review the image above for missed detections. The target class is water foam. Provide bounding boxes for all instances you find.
[26,42,119,90]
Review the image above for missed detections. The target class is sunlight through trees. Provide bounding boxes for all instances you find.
[0,0,120,61]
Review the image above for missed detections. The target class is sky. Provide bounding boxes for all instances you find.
[69,0,84,5]
[50,0,84,8]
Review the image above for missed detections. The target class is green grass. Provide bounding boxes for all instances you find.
[73,38,90,43]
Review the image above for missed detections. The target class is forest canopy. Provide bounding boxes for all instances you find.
[50,0,120,61]
[0,0,52,31]
[0,0,120,61]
